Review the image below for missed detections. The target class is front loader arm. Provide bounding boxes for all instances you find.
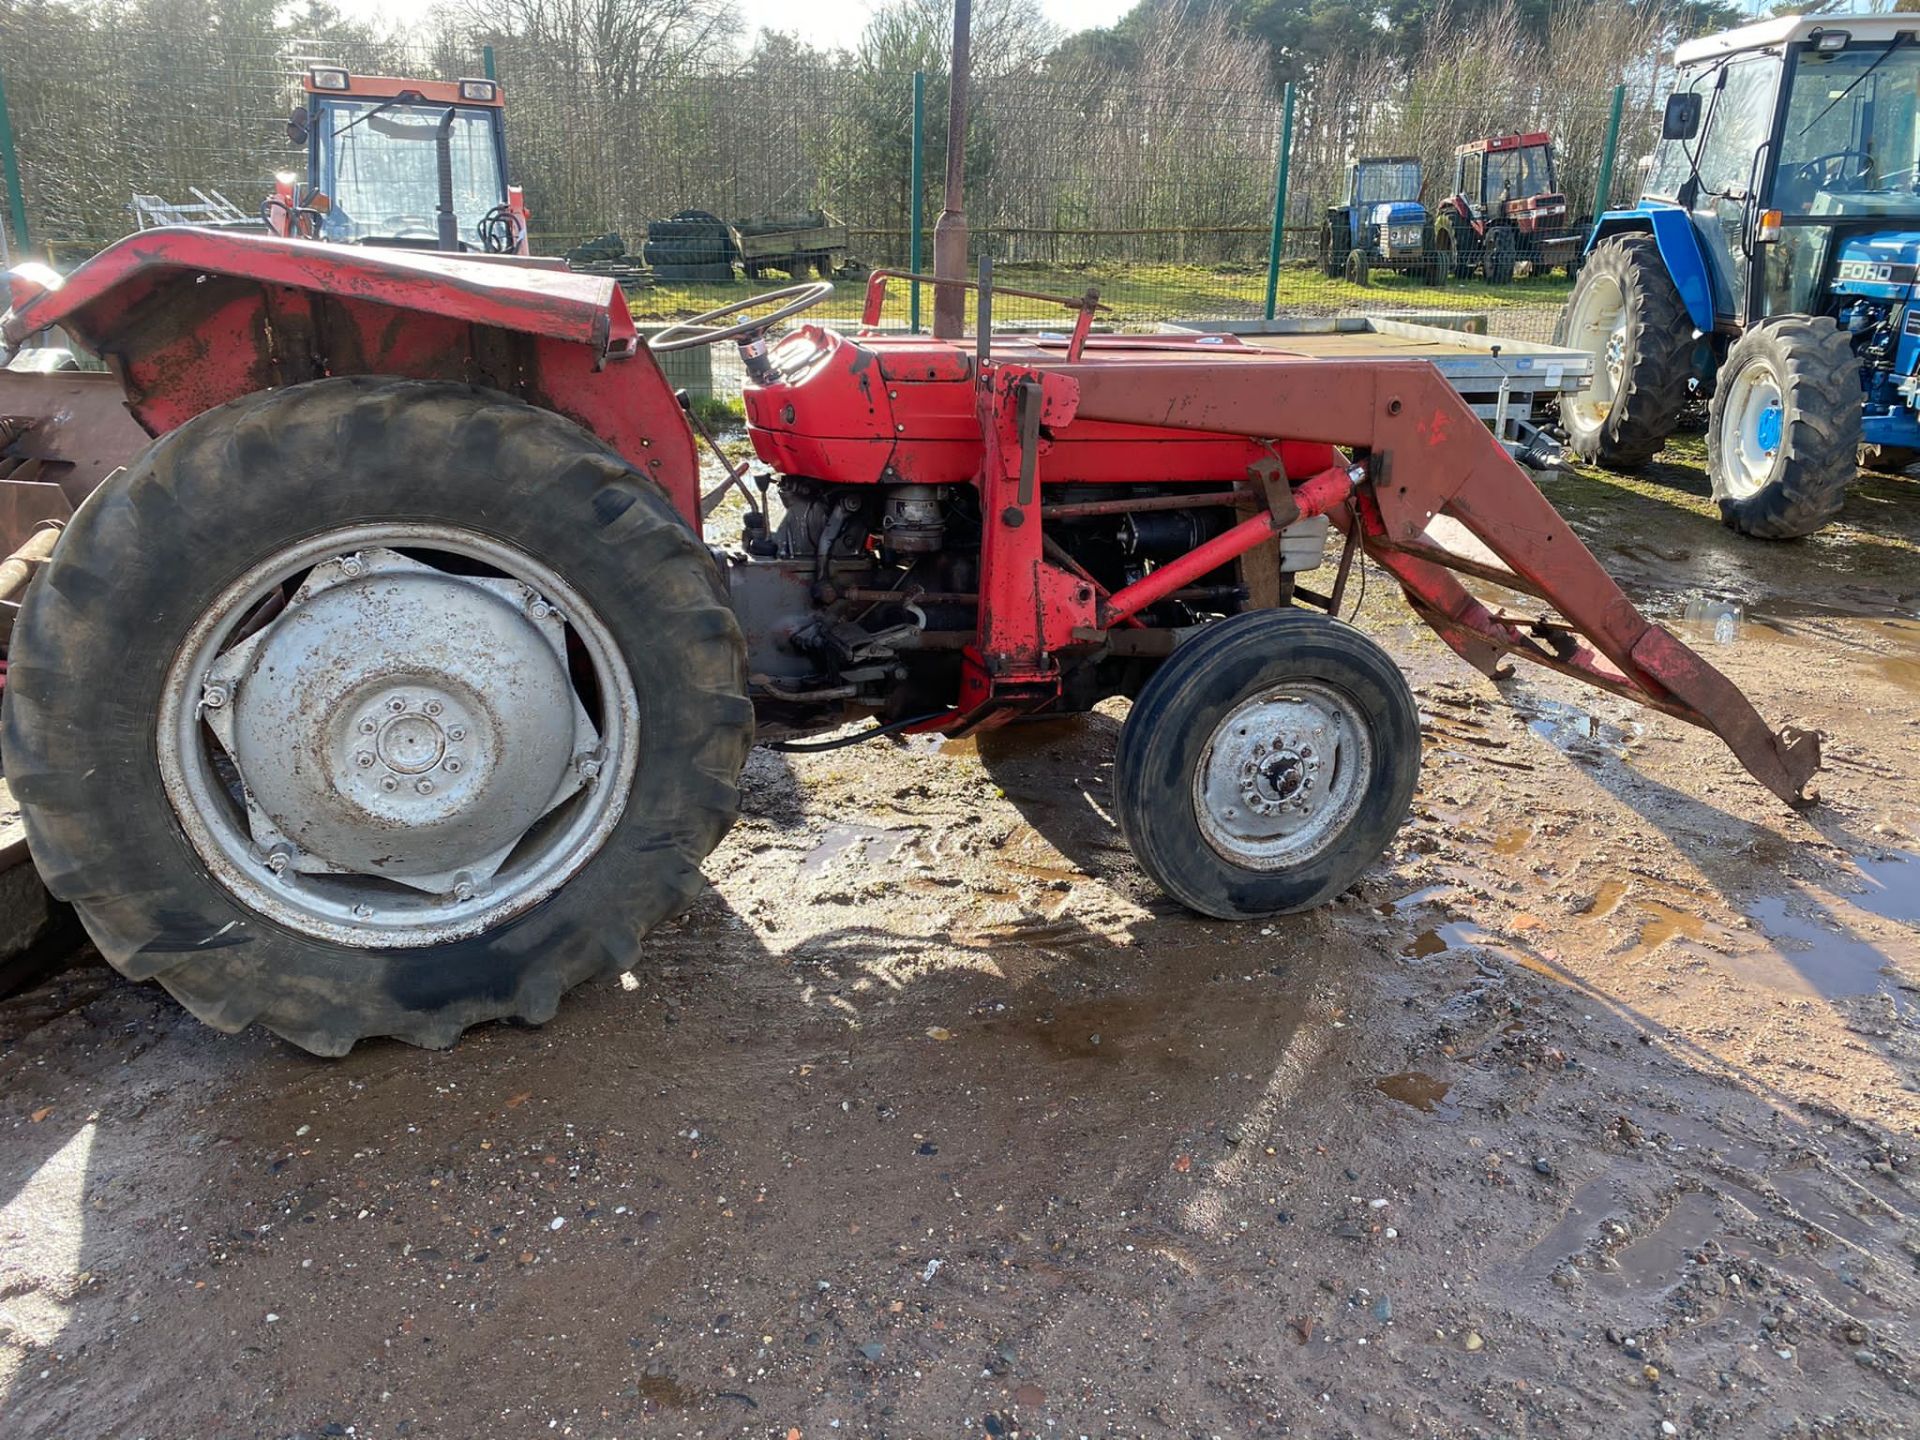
[1066,355,1821,806]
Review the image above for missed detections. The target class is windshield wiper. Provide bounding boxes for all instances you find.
[1798,32,1911,139]
[330,89,427,142]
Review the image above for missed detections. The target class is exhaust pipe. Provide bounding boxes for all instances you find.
[931,0,972,339]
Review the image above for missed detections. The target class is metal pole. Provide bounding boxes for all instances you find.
[0,68,30,259]
[1593,83,1626,215]
[483,45,497,82]
[910,70,925,335]
[1263,82,1295,322]
[931,0,971,339]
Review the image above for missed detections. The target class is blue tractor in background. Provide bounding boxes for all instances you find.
[1320,156,1444,287]
[1557,13,1920,538]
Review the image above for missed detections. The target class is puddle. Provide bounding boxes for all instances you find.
[1403,928,1449,958]
[799,824,915,879]
[1592,1192,1721,1296]
[1374,1070,1453,1113]
[1522,698,1642,757]
[975,984,1318,1074]
[1398,918,1568,985]
[1492,823,1533,856]
[1379,884,1449,915]
[1587,878,1629,917]
[637,1374,699,1408]
[1875,656,1920,692]
[1849,850,1920,926]
[1730,896,1903,1003]
[1632,901,1707,955]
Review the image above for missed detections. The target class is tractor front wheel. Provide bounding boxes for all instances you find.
[1707,317,1858,539]
[1113,610,1420,919]
[1,377,753,1054]
[1344,248,1371,286]
[1554,234,1693,471]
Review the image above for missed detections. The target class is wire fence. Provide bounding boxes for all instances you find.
[0,20,1657,355]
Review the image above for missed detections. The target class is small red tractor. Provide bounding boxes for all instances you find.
[266,65,531,256]
[1435,132,1584,282]
[0,30,1818,1054]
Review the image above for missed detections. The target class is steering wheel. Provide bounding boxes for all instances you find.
[477,204,522,254]
[384,216,438,239]
[649,281,834,353]
[1792,149,1874,191]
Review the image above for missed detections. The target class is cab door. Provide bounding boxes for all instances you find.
[1690,54,1783,321]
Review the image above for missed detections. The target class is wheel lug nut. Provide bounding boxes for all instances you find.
[266,845,292,874]
[416,779,434,795]
[425,700,443,717]
[202,682,230,710]
[380,776,398,792]
[447,727,466,741]
[352,904,374,920]
[443,757,462,774]
[387,697,407,712]
[359,718,377,735]
[355,751,375,769]
[339,555,364,578]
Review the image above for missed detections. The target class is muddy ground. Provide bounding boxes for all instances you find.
[1,437,1917,1440]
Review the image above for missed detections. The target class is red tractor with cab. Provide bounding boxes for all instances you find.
[266,64,531,257]
[1435,132,1584,282]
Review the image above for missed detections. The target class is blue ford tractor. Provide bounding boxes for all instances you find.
[1320,156,1443,286]
[1557,13,1920,538]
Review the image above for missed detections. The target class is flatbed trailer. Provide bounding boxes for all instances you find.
[1159,314,1590,468]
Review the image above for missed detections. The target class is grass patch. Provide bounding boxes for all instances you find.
[628,260,1575,329]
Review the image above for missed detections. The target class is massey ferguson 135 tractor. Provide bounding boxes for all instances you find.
[0,20,1818,1054]
[1557,13,1920,538]
[266,64,531,256]
[1436,133,1583,283]
[1319,157,1443,285]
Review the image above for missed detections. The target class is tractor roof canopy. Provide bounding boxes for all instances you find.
[1455,132,1552,156]
[303,67,504,107]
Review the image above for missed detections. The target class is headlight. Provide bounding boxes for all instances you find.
[1388,226,1423,248]
[458,79,498,102]
[308,66,349,91]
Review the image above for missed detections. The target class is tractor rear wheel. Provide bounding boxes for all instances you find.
[1483,226,1518,284]
[1554,234,1693,470]
[0,377,753,1054]
[1319,220,1344,278]
[1707,317,1859,539]
[1114,610,1420,919]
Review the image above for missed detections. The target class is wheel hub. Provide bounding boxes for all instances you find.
[1194,683,1371,868]
[162,530,636,948]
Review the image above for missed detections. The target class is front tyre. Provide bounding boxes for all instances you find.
[1554,234,1693,470]
[1113,611,1420,919]
[1,378,753,1054]
[1707,317,1859,539]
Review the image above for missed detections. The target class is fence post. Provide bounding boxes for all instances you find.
[483,45,497,82]
[1593,83,1626,216]
[1263,82,1295,322]
[0,67,29,260]
[910,70,925,334]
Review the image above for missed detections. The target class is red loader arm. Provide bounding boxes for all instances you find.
[1064,354,1822,806]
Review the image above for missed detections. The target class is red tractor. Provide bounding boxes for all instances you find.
[0,32,1818,1052]
[266,65,531,256]
[1435,132,1584,282]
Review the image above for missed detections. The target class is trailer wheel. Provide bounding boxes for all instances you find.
[1483,226,1517,284]
[0,377,752,1054]
[1113,610,1419,919]
[1707,317,1859,540]
[1554,234,1693,470]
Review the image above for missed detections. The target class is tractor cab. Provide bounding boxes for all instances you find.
[271,67,530,255]
[1562,14,1920,538]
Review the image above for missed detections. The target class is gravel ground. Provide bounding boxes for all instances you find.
[1,441,1916,1440]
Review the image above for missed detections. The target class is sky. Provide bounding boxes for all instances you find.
[330,0,1138,53]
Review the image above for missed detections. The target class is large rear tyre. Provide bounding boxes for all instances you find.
[1707,317,1859,539]
[1320,219,1345,278]
[1554,234,1693,470]
[1113,610,1420,919]
[0,377,753,1054]
[1483,226,1517,284]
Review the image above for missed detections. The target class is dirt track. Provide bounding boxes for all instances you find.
[1,442,1917,1440]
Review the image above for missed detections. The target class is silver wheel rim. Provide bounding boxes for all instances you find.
[1192,681,1372,870]
[1719,359,1785,500]
[1563,274,1628,433]
[157,523,638,948]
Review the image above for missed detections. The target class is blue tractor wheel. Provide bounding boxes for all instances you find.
[1706,317,1858,539]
